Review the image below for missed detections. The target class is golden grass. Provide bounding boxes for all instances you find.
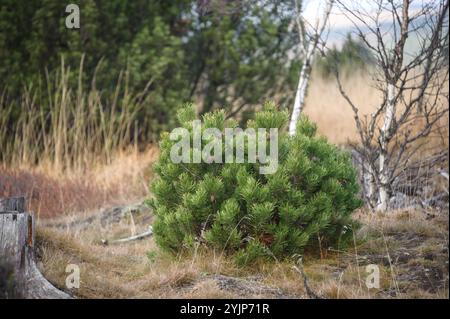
[0,57,146,173]
[0,57,162,218]
[0,147,158,218]
[36,206,449,299]
[304,71,382,144]
[304,70,449,152]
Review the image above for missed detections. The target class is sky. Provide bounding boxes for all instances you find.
[301,0,438,51]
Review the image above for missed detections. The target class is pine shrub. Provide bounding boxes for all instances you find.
[149,102,362,265]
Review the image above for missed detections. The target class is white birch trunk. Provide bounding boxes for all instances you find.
[377,83,396,211]
[289,47,314,136]
[364,163,377,208]
[289,0,334,136]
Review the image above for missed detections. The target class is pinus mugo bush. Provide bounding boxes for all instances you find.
[149,102,362,265]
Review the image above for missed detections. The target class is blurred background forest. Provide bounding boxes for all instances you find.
[1,0,299,162]
[0,0,373,166]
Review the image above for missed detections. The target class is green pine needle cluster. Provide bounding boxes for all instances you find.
[149,102,362,265]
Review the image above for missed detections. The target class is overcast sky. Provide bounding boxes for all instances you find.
[302,0,436,50]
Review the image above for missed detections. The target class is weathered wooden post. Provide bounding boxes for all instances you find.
[0,197,71,299]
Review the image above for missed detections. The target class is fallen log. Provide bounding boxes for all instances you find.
[0,197,71,299]
[101,226,153,245]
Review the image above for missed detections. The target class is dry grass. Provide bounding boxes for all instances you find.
[304,71,382,145]
[312,210,449,299]
[0,147,158,218]
[304,70,449,152]
[35,205,448,299]
[0,57,148,172]
[0,58,162,219]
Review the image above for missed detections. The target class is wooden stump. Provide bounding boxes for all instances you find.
[0,197,71,299]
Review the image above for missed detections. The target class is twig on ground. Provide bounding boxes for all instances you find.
[292,257,323,299]
[101,226,153,245]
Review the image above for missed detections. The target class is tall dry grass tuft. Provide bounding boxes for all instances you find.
[0,56,160,217]
[0,56,146,173]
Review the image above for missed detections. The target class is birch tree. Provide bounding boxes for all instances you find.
[289,0,335,136]
[335,0,449,211]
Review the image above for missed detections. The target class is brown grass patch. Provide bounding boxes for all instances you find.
[304,70,449,153]
[0,147,158,218]
[35,205,448,299]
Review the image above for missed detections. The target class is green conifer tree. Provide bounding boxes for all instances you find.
[149,102,362,265]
